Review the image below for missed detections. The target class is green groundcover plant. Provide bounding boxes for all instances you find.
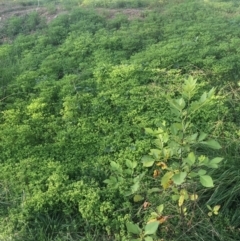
[0,0,240,240]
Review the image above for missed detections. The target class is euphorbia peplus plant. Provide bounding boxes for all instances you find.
[126,77,223,241]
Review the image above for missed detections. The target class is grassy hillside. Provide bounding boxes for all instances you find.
[0,0,240,240]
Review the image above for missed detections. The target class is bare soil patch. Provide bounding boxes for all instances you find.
[96,7,147,20]
[0,4,147,43]
[0,3,147,26]
[0,4,68,26]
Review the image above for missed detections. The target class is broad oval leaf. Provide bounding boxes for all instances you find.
[210,157,223,164]
[189,171,198,178]
[133,194,144,202]
[110,161,121,171]
[198,169,207,176]
[208,163,218,168]
[187,133,198,142]
[141,155,155,167]
[134,172,146,183]
[213,205,221,214]
[124,169,133,175]
[198,132,208,142]
[147,188,161,194]
[126,222,141,235]
[168,98,182,112]
[178,194,185,207]
[145,128,154,135]
[144,221,159,235]
[172,194,180,201]
[126,159,137,169]
[188,152,196,163]
[190,194,198,201]
[150,149,161,159]
[157,204,164,214]
[172,172,187,185]
[208,212,213,217]
[103,179,111,184]
[200,175,214,187]
[144,236,154,241]
[199,92,207,103]
[177,98,186,110]
[183,152,196,166]
[150,212,159,218]
[104,176,117,184]
[161,171,173,189]
[131,182,140,193]
[201,140,221,150]
[170,123,182,135]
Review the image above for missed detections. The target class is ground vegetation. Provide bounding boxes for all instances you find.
[0,0,240,240]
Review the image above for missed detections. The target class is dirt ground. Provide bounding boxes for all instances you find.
[0,4,68,27]
[96,7,146,20]
[0,2,146,28]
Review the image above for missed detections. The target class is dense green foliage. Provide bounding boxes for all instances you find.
[1,0,240,240]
